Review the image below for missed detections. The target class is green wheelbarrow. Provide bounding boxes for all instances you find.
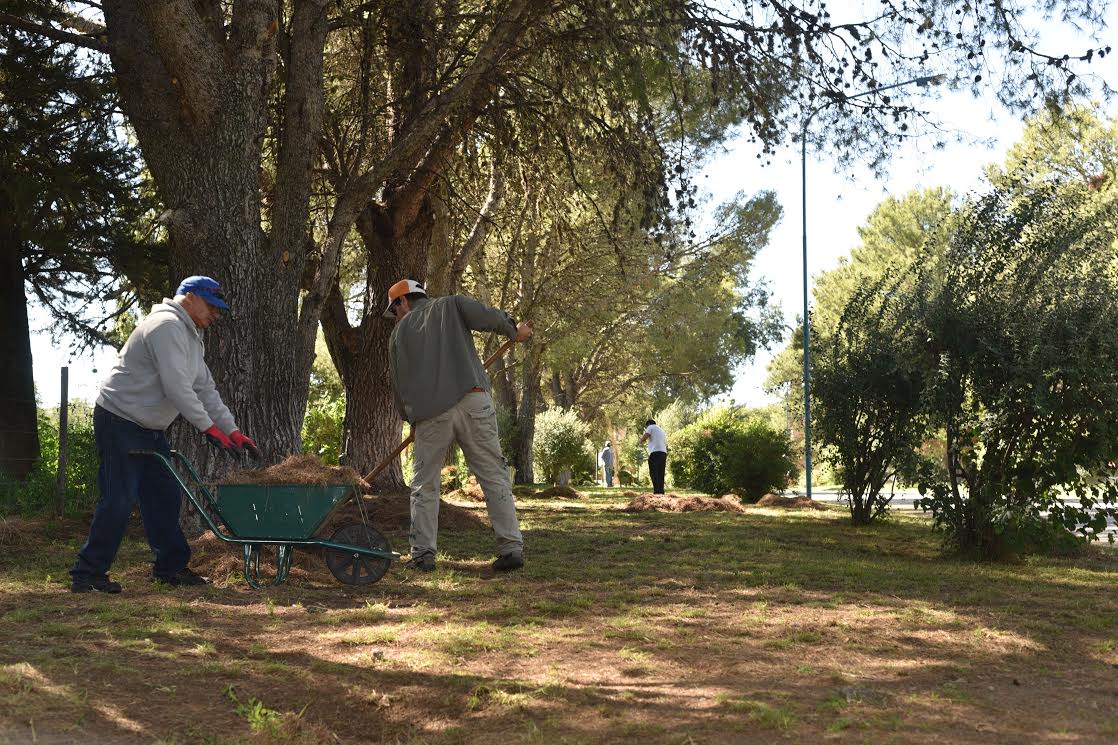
[134,449,400,589]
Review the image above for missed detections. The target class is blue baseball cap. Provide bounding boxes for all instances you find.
[175,275,229,310]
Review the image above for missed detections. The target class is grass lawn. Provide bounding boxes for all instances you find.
[1,485,1116,744]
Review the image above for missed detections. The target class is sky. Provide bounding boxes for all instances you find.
[27,4,1118,409]
[707,16,1118,409]
[708,90,1012,408]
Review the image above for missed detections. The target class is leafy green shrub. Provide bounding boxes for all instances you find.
[669,407,798,501]
[532,408,590,484]
[301,395,344,464]
[909,181,1118,557]
[987,508,1081,558]
[302,334,345,464]
[812,280,928,524]
[1,405,99,516]
[571,441,597,486]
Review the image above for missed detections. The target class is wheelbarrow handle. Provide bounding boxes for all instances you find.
[129,449,229,538]
[361,337,516,485]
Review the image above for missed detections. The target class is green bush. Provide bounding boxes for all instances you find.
[0,405,100,516]
[301,395,344,464]
[908,181,1118,557]
[811,280,928,524]
[571,441,597,486]
[302,334,345,464]
[669,407,798,502]
[532,408,590,484]
[990,509,1081,558]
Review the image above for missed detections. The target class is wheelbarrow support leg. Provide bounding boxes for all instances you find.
[276,545,293,584]
[243,545,263,590]
[242,544,294,589]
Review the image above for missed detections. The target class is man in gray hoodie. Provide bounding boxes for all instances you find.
[386,279,531,573]
[69,276,259,593]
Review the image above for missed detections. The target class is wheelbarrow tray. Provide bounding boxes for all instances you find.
[131,449,399,588]
[212,483,354,540]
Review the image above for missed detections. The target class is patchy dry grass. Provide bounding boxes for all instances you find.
[0,486,1116,744]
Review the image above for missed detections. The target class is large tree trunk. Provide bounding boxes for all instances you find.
[103,1,328,481]
[159,137,297,476]
[489,351,518,415]
[0,211,39,482]
[322,201,431,489]
[514,342,543,484]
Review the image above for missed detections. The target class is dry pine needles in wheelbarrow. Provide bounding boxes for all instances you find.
[136,450,399,589]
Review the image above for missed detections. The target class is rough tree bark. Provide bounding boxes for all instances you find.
[514,342,543,484]
[321,201,431,489]
[102,0,331,478]
[0,205,39,482]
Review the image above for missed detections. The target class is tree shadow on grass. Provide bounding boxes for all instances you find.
[2,505,1117,744]
[3,589,1112,745]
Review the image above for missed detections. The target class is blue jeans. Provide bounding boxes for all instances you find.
[70,406,190,581]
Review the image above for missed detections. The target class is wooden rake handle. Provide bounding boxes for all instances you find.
[361,337,517,485]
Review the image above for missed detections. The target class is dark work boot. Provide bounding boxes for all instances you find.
[491,552,524,573]
[153,567,209,587]
[70,575,122,594]
[404,553,436,572]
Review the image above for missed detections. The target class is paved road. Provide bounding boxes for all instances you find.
[798,488,1118,543]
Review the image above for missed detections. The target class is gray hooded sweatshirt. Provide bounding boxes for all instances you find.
[96,298,238,434]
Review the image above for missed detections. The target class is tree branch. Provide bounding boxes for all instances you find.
[271,0,328,309]
[230,0,279,62]
[136,0,225,127]
[0,11,109,53]
[344,0,540,208]
[451,159,505,286]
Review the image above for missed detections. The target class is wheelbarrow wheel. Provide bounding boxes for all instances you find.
[325,524,392,585]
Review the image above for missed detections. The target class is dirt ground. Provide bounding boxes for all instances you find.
[1,494,1116,744]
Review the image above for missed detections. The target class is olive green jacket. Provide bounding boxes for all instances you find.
[388,295,517,424]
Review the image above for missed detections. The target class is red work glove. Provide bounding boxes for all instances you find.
[230,430,261,459]
[204,424,233,450]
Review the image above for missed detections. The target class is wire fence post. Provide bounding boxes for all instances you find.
[55,366,69,517]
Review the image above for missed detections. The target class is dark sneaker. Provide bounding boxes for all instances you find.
[70,575,122,594]
[154,568,209,587]
[404,554,436,572]
[491,552,524,573]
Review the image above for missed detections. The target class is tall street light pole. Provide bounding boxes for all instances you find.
[800,74,944,499]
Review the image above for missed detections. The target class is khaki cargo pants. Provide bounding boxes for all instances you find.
[409,391,523,560]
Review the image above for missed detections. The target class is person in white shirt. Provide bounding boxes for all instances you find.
[639,419,668,494]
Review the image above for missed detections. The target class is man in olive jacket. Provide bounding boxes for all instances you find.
[386,279,531,573]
